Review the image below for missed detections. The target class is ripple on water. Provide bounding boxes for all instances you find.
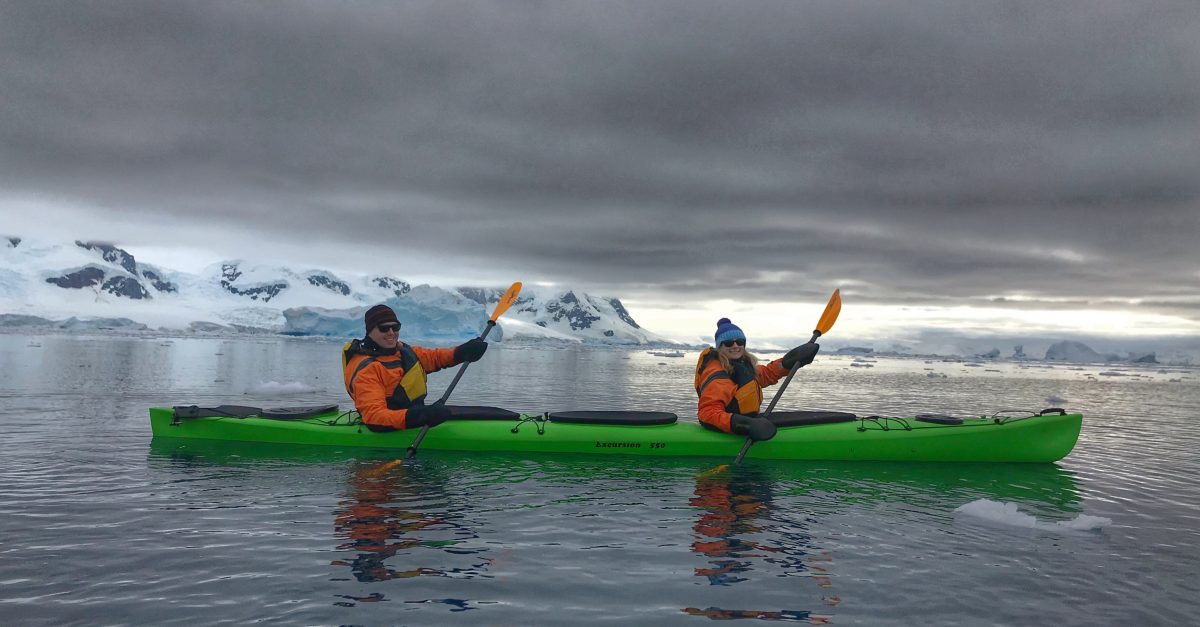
[1,338,1199,625]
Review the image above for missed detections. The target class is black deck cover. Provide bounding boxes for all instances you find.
[173,405,264,419]
[767,411,858,427]
[548,411,679,426]
[261,404,340,420]
[914,414,964,425]
[446,405,522,420]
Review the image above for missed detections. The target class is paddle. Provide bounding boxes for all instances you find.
[732,288,842,465]
[405,281,523,459]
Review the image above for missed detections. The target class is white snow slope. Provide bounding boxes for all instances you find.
[0,236,677,345]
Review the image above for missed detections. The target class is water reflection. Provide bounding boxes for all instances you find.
[147,441,495,608]
[771,461,1083,518]
[681,607,831,623]
[331,459,481,584]
[686,464,836,622]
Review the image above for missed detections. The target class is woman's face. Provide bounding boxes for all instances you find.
[717,338,745,360]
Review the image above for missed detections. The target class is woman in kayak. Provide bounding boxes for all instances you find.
[694,318,819,442]
[342,304,488,431]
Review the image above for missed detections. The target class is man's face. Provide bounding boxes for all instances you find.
[368,322,400,348]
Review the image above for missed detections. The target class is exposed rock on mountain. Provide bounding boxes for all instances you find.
[306,272,350,296]
[46,267,107,290]
[373,277,411,297]
[76,241,137,274]
[219,263,289,302]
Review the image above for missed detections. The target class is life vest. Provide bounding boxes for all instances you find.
[693,347,763,416]
[342,339,430,409]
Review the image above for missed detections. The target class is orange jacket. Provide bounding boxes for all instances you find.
[343,340,459,429]
[694,348,788,432]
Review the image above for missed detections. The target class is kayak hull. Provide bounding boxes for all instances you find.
[148,407,1082,463]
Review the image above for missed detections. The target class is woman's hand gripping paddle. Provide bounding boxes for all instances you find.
[732,289,841,465]
[405,281,522,459]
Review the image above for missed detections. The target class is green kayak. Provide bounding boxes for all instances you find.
[148,405,1081,463]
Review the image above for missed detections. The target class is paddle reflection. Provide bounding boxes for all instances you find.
[332,459,490,584]
[685,464,836,622]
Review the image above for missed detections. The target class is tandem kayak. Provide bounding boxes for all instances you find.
[148,405,1082,463]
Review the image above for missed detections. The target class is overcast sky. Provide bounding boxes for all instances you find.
[2,0,1198,342]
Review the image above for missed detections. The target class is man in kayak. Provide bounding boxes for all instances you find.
[342,304,488,431]
[694,318,819,442]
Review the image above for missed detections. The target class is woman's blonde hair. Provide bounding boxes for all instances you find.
[716,349,758,373]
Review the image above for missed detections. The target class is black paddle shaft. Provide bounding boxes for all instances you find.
[733,329,822,464]
[405,320,497,459]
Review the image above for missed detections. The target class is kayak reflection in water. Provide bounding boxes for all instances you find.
[331,459,487,585]
[685,465,837,621]
[342,304,488,431]
[694,318,819,441]
[681,607,832,623]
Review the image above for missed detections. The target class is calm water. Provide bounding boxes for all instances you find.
[1,335,1197,625]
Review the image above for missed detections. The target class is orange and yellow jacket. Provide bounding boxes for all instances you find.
[694,348,788,433]
[342,339,460,429]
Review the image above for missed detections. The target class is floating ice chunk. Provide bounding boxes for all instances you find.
[955,499,1038,528]
[1056,514,1113,531]
[955,499,1111,532]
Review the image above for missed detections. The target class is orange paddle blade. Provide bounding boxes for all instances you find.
[815,289,841,335]
[490,282,523,321]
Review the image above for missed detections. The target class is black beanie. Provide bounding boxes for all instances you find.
[364,304,399,333]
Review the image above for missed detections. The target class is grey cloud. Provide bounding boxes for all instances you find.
[1,0,1198,323]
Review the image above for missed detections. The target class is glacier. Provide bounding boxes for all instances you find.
[0,236,678,345]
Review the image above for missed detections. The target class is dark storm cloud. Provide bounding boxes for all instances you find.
[2,0,1198,318]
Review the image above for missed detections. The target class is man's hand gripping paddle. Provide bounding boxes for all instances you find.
[405,281,522,459]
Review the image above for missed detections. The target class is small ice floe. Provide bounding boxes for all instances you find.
[1045,394,1067,405]
[648,351,685,358]
[246,381,317,396]
[964,362,984,368]
[850,361,874,368]
[954,499,1111,532]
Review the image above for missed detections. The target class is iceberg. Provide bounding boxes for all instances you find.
[282,285,496,343]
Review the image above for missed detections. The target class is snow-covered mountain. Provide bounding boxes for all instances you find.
[0,236,677,345]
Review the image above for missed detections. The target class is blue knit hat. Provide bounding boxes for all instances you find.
[714,318,746,346]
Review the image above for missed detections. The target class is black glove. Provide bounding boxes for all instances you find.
[781,342,820,370]
[730,414,777,442]
[405,401,451,429]
[454,337,488,363]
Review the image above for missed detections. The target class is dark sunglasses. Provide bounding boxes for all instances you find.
[376,323,401,333]
[720,338,746,347]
